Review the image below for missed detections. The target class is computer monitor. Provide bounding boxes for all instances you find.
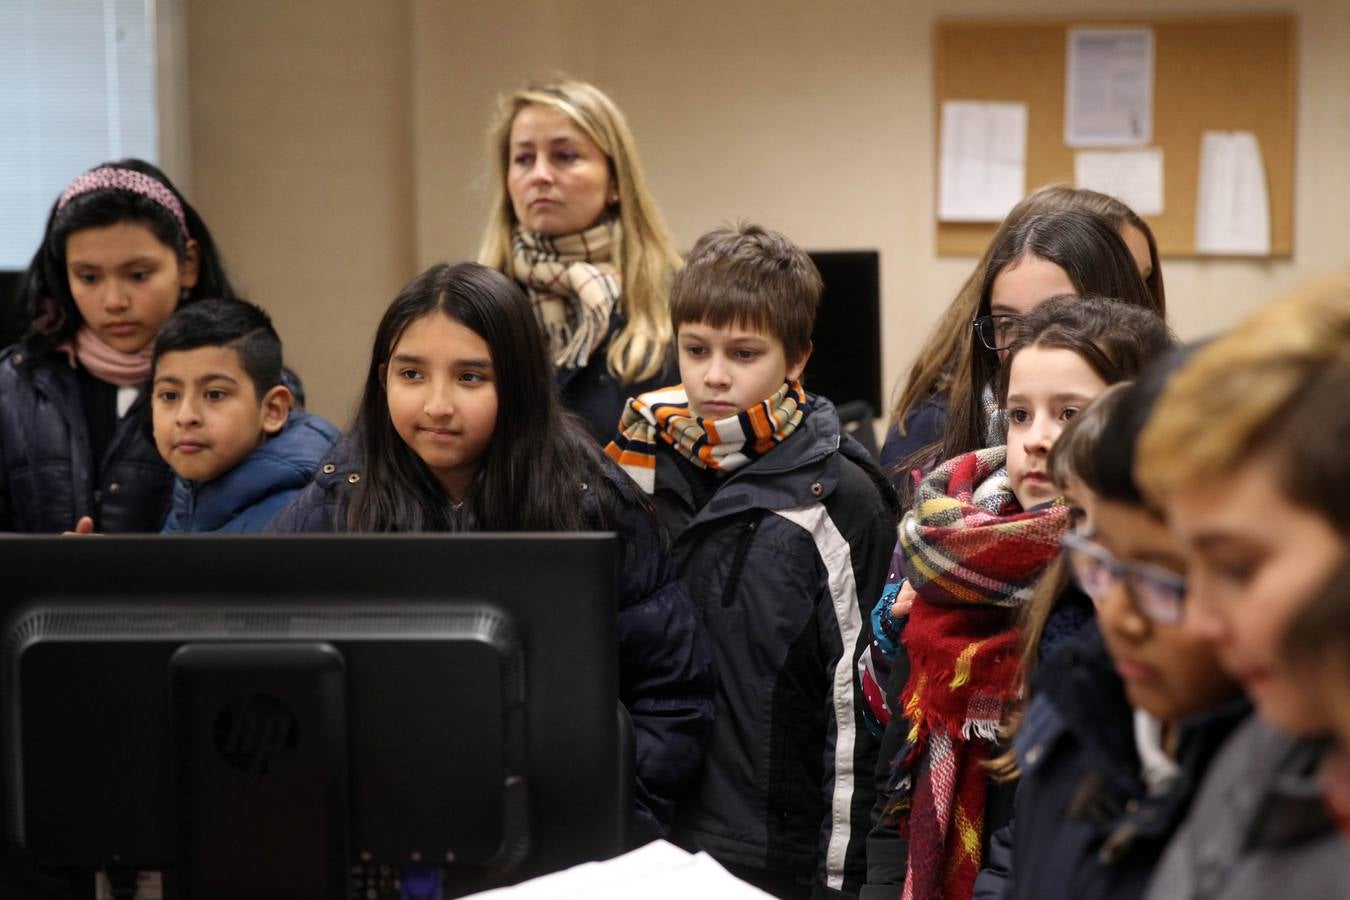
[805,250,882,415]
[0,534,629,899]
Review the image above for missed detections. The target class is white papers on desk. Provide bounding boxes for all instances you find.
[1195,131,1271,255]
[464,840,775,898]
[937,100,1027,223]
[1065,27,1154,147]
[1074,148,1164,216]
[95,871,162,899]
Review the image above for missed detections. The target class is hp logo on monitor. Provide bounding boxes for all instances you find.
[213,694,300,774]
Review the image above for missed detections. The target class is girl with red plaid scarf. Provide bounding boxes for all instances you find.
[864,296,1171,899]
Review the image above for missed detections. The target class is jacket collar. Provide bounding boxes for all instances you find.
[172,412,337,531]
[1243,726,1335,849]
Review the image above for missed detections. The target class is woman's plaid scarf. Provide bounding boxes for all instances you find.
[604,380,808,494]
[510,220,622,372]
[885,446,1068,900]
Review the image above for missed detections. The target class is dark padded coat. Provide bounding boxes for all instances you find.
[652,396,900,898]
[269,435,716,844]
[972,621,1248,900]
[878,393,948,495]
[557,311,679,445]
[0,344,171,533]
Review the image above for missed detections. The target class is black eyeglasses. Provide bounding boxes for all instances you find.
[972,314,1022,351]
[1061,532,1187,625]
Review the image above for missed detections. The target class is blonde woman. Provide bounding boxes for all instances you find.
[479,79,682,441]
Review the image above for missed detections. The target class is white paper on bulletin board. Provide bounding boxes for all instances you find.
[1065,27,1154,147]
[1195,131,1271,255]
[1074,148,1164,216]
[937,100,1028,222]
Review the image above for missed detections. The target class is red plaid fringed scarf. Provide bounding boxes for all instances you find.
[886,446,1069,900]
[604,380,808,494]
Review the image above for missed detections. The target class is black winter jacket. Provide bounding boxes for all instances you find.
[878,393,948,495]
[973,622,1249,900]
[558,312,679,444]
[654,397,899,898]
[0,344,171,532]
[269,436,717,843]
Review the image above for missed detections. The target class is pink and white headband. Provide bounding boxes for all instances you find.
[57,166,190,243]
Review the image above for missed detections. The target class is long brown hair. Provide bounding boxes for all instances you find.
[940,210,1161,466]
[888,186,1164,433]
[889,186,1164,480]
[348,262,613,533]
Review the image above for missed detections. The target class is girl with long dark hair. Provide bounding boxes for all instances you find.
[270,261,715,843]
[937,209,1161,471]
[882,185,1165,487]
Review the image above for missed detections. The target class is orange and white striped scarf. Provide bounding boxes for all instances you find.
[605,380,808,494]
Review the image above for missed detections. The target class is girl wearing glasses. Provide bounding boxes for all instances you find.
[866,296,1171,897]
[943,209,1161,471]
[885,195,1164,501]
[975,347,1246,900]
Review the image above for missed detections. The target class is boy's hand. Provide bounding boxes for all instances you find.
[63,516,98,536]
[891,580,917,618]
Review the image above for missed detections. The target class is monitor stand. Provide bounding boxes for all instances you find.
[169,642,349,900]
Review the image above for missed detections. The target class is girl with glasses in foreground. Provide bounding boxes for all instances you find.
[1133,276,1350,899]
[976,347,1247,900]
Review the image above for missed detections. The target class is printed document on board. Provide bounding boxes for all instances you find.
[1074,148,1164,216]
[937,100,1028,223]
[1065,27,1154,147]
[1195,131,1271,255]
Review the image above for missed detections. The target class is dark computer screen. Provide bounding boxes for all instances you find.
[805,250,882,414]
[0,533,629,899]
[0,271,26,350]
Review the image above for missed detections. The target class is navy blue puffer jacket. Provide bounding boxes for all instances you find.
[0,345,171,533]
[973,622,1248,900]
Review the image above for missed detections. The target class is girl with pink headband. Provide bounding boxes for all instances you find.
[1,159,236,532]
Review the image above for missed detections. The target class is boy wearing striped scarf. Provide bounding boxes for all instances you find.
[607,223,898,898]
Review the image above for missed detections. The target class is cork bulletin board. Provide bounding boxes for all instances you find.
[934,14,1296,257]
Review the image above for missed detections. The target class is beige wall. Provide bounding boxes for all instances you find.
[187,0,1350,426]
[186,0,415,423]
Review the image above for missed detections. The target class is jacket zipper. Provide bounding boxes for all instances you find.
[720,513,764,608]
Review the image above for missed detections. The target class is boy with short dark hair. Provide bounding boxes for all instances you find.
[607,223,897,897]
[151,298,338,532]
